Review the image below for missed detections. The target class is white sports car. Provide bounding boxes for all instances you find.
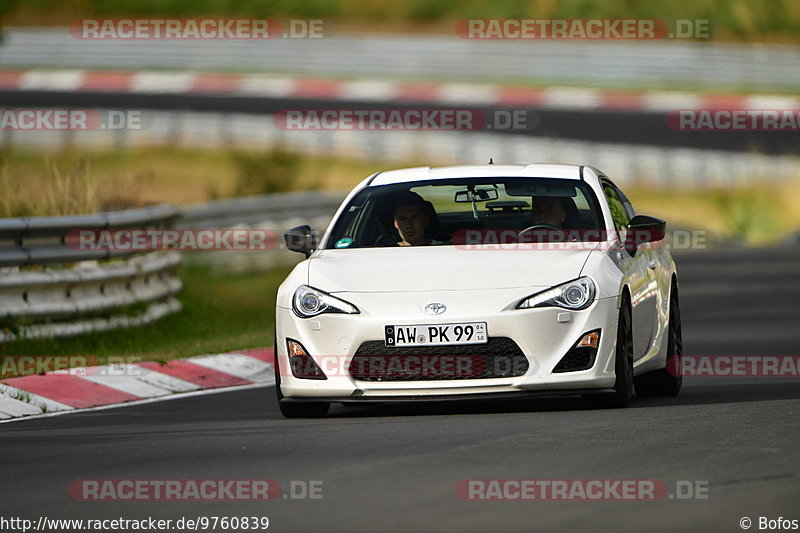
[274,164,682,417]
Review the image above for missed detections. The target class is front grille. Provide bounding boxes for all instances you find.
[349,337,528,381]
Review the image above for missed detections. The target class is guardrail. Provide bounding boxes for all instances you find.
[179,190,346,230]
[178,190,345,272]
[0,205,183,342]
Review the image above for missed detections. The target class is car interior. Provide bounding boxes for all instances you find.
[326,179,605,249]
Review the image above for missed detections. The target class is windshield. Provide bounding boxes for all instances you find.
[324,177,606,249]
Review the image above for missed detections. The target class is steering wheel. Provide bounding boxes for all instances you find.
[517,224,561,242]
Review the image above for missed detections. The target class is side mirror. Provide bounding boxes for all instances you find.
[284,225,317,257]
[625,215,666,252]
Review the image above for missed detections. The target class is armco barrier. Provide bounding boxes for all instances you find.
[0,205,182,341]
[3,29,799,91]
[178,190,345,272]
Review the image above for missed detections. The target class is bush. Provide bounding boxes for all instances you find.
[230,148,303,196]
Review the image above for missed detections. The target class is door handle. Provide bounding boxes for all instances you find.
[647,259,657,270]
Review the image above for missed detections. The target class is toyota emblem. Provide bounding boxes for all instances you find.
[424,303,446,315]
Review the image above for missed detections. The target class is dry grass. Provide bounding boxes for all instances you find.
[1,153,98,216]
[624,181,800,244]
[2,146,798,243]
[0,146,387,216]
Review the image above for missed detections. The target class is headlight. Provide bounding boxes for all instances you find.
[292,285,359,318]
[517,277,596,310]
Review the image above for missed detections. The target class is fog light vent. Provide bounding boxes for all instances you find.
[553,330,601,373]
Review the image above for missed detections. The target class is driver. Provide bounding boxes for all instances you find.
[530,196,567,228]
[392,192,448,246]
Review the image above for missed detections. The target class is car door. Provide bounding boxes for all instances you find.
[601,179,655,360]
[616,184,671,343]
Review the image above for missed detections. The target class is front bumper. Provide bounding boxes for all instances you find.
[275,296,619,400]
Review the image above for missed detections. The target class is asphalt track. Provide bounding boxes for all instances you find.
[2,89,800,155]
[2,247,799,532]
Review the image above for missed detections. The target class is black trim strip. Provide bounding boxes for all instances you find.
[280,388,617,404]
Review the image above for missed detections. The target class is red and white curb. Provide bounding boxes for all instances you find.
[0,348,274,421]
[2,69,798,113]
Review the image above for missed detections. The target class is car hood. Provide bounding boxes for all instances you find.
[307,244,599,293]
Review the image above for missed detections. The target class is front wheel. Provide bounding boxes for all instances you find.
[593,298,634,408]
[634,281,683,397]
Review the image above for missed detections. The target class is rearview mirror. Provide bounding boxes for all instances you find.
[284,225,317,257]
[454,188,499,203]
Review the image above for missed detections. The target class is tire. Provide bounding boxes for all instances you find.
[274,329,330,418]
[593,296,634,408]
[634,280,683,397]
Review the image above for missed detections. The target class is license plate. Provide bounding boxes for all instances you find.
[384,322,487,347]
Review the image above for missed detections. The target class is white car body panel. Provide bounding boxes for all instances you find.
[305,246,599,293]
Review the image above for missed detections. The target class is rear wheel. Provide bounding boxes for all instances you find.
[634,280,683,397]
[274,330,330,418]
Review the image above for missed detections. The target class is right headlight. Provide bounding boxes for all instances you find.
[292,285,359,318]
[516,277,596,310]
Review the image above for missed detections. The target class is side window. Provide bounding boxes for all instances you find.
[602,183,630,231]
[615,186,636,220]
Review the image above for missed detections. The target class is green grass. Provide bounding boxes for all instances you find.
[0,263,293,365]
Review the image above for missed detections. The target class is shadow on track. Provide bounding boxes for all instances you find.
[267,379,800,419]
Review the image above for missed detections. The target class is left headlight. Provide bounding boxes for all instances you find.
[292,285,359,318]
[517,277,596,311]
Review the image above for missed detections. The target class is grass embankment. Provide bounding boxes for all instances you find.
[0,146,383,216]
[2,0,800,44]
